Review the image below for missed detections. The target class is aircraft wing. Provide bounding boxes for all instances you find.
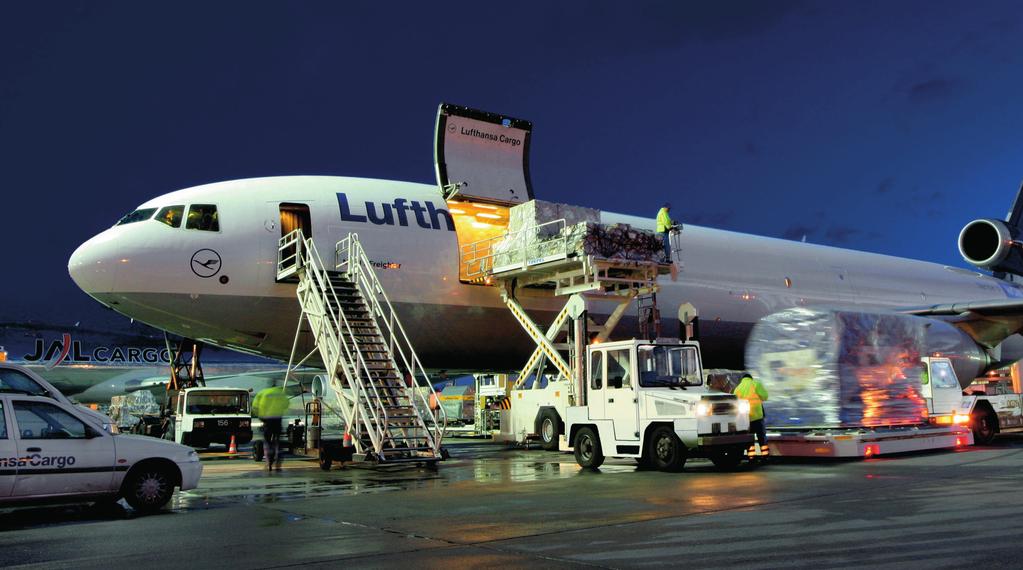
[902,298,1023,348]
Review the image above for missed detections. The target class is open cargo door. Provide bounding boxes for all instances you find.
[436,104,530,282]
[435,103,534,205]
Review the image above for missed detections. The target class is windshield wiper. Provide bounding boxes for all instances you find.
[644,380,684,390]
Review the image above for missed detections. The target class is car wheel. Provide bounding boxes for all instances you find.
[709,444,746,471]
[973,409,998,445]
[648,426,687,472]
[538,410,560,451]
[123,464,177,513]
[573,427,604,469]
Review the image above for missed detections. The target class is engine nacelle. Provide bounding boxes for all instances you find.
[958,218,1016,269]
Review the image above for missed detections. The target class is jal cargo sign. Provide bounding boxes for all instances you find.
[435,103,534,205]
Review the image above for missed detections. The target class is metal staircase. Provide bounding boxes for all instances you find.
[277,230,446,464]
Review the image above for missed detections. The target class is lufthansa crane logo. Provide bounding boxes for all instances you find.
[190,249,222,278]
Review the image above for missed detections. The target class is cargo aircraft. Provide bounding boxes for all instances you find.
[67,106,1023,379]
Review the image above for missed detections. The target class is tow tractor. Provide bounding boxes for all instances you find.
[565,338,753,471]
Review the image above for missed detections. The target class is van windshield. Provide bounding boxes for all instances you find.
[637,345,703,387]
[184,391,248,414]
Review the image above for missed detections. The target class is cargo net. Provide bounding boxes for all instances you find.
[745,308,980,428]
[108,390,161,429]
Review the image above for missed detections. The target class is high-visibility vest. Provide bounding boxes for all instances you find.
[656,208,673,233]
[734,378,767,421]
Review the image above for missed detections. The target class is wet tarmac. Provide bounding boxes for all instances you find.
[3,437,1023,568]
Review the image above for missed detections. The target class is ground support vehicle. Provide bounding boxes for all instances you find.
[766,357,974,458]
[958,364,1023,444]
[134,386,253,448]
[0,393,201,512]
[459,207,754,469]
[565,339,753,471]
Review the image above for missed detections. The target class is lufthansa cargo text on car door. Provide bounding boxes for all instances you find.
[10,399,116,497]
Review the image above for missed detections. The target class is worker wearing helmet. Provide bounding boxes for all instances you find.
[252,386,290,471]
[655,203,678,262]
[734,373,769,458]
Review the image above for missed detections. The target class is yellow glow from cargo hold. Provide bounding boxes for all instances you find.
[476,213,501,219]
[472,203,499,210]
[471,222,492,229]
[449,208,466,215]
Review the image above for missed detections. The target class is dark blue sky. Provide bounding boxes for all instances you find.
[3,1,1023,326]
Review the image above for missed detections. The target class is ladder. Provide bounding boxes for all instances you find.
[277,230,447,464]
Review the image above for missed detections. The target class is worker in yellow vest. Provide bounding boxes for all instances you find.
[655,203,677,262]
[252,386,290,471]
[734,373,769,458]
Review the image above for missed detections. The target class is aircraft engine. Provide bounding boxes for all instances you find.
[958,218,1017,270]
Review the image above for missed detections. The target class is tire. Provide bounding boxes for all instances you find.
[973,409,998,445]
[538,409,561,451]
[709,444,746,471]
[122,464,177,513]
[648,426,687,472]
[573,427,604,469]
[252,440,265,462]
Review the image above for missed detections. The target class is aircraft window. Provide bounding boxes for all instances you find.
[186,204,220,232]
[0,403,6,439]
[156,205,185,228]
[116,208,157,225]
[13,401,88,439]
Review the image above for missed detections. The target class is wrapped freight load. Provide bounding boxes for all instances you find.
[108,390,161,429]
[745,308,986,428]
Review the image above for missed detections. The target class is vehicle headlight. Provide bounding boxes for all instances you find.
[696,402,711,417]
[737,400,751,415]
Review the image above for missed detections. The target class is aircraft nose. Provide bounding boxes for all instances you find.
[68,230,119,295]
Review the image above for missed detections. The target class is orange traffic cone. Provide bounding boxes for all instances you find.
[343,432,353,448]
[228,434,238,454]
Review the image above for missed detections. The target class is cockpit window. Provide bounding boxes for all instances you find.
[186,204,220,232]
[116,208,157,225]
[156,205,185,228]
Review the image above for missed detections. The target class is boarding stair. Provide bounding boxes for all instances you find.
[277,230,446,464]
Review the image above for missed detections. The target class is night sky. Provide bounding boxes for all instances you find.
[4,1,1023,328]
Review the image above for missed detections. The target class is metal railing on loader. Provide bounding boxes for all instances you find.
[277,230,446,463]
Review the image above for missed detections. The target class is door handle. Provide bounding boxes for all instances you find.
[26,447,41,452]
[608,398,614,403]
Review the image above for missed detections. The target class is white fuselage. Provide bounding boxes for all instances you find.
[68,176,1022,370]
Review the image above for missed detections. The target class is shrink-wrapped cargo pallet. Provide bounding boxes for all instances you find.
[745,308,982,428]
[108,390,161,429]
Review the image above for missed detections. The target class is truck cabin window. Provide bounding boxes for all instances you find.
[156,205,185,228]
[638,345,703,387]
[185,391,247,415]
[929,361,959,389]
[186,204,220,231]
[116,208,157,225]
[606,349,632,389]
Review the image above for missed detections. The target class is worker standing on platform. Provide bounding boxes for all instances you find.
[252,386,290,471]
[734,373,769,459]
[656,203,676,261]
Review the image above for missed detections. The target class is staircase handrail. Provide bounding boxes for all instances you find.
[278,229,392,452]
[335,234,448,450]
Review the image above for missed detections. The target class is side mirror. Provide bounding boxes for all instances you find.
[84,427,102,439]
